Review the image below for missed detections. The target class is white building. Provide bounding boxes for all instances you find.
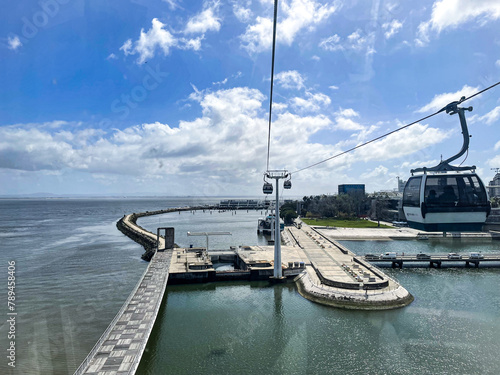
[488,172,500,198]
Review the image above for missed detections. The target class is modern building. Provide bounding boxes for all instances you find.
[488,172,500,198]
[338,184,365,195]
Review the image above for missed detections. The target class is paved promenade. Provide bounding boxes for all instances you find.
[74,215,171,375]
[287,222,414,309]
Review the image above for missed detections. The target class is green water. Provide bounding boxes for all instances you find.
[138,240,500,374]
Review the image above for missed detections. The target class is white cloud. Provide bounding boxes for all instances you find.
[1,86,461,195]
[332,108,363,131]
[496,60,500,68]
[119,39,133,55]
[320,29,375,55]
[290,91,331,112]
[477,106,500,125]
[272,102,288,112]
[487,153,500,169]
[416,85,479,113]
[319,34,342,51]
[494,140,500,151]
[382,19,403,39]
[239,16,273,53]
[353,124,378,142]
[360,165,389,180]
[347,29,376,55]
[336,108,359,118]
[212,77,228,85]
[241,0,339,53]
[163,0,181,10]
[185,1,222,34]
[279,0,338,44]
[329,85,339,90]
[7,35,22,51]
[399,159,441,171]
[275,70,305,90]
[0,86,341,193]
[416,0,500,46]
[106,53,117,60]
[120,18,202,64]
[334,117,364,131]
[354,123,452,162]
[233,4,252,22]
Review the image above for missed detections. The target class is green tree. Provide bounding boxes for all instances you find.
[279,202,298,225]
[371,198,389,227]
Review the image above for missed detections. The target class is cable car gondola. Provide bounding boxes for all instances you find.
[284,177,292,189]
[402,99,491,232]
[263,175,273,194]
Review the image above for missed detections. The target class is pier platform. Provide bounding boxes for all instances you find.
[75,251,171,374]
[366,253,500,268]
[76,209,414,375]
[74,215,172,375]
[285,223,413,309]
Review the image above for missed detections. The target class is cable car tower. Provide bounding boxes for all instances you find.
[261,0,293,280]
[263,171,291,279]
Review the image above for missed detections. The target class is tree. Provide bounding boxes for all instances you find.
[371,198,389,227]
[491,197,500,208]
[280,202,298,225]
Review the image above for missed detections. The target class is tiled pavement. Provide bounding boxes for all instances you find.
[75,251,172,375]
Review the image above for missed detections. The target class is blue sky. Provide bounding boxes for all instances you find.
[1,0,500,196]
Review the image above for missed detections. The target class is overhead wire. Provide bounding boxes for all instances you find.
[266,0,279,172]
[291,80,500,175]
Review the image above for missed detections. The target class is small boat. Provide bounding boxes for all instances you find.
[257,215,284,234]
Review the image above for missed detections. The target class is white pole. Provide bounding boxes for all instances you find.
[274,176,282,278]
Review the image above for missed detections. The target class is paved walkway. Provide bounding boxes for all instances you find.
[74,216,171,375]
[287,225,384,287]
[287,222,413,309]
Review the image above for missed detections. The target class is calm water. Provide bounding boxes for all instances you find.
[1,198,499,374]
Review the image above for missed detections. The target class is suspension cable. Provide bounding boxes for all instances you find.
[266,0,279,172]
[291,81,500,175]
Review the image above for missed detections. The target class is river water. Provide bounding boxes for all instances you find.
[1,198,499,374]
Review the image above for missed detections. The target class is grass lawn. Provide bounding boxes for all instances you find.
[301,218,393,228]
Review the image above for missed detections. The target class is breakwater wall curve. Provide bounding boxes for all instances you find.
[116,206,216,260]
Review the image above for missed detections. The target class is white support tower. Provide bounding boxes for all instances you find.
[264,170,290,279]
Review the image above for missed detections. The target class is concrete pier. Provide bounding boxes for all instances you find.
[286,222,414,309]
[74,215,171,375]
[76,208,414,375]
[367,253,500,268]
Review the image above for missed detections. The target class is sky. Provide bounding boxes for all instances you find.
[1,0,500,197]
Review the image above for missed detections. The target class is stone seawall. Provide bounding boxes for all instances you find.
[116,206,215,260]
[295,268,414,310]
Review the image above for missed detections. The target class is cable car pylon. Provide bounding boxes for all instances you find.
[263,170,290,279]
